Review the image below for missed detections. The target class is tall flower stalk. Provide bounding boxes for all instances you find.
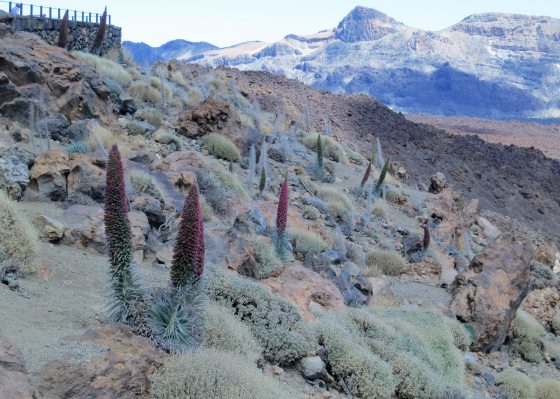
[171,184,205,287]
[104,144,142,321]
[149,184,206,351]
[360,162,372,190]
[275,176,291,261]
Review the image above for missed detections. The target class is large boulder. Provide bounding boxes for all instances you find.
[262,264,344,320]
[61,205,149,256]
[429,172,447,193]
[61,205,106,253]
[0,334,36,399]
[305,250,372,307]
[67,154,105,201]
[176,98,238,138]
[449,234,532,352]
[425,187,478,248]
[0,151,29,199]
[28,150,69,201]
[36,113,70,142]
[37,325,162,399]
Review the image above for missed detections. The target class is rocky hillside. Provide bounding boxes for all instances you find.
[1,23,560,399]
[217,66,560,238]
[125,6,560,120]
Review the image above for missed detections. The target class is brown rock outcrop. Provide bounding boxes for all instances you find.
[28,151,69,201]
[37,325,162,399]
[449,233,532,352]
[177,98,238,138]
[0,23,112,124]
[262,264,344,320]
[0,334,37,399]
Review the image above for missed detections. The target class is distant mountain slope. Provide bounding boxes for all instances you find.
[217,65,560,236]
[127,6,560,119]
[123,39,217,67]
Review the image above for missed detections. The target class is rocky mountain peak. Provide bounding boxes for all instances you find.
[335,6,403,42]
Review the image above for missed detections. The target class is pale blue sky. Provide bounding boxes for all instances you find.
[7,1,559,47]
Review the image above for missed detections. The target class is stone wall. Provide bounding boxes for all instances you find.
[0,14,121,55]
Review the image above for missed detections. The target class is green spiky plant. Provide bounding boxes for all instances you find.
[104,145,143,322]
[57,10,69,48]
[375,160,389,196]
[148,184,206,351]
[316,134,324,170]
[258,167,266,196]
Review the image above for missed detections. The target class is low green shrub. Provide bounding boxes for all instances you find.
[315,314,395,398]
[366,250,407,276]
[302,134,348,163]
[129,80,162,104]
[0,190,38,274]
[126,121,147,135]
[153,130,182,150]
[314,184,354,220]
[72,51,132,87]
[535,379,560,399]
[251,237,284,278]
[65,141,90,154]
[373,204,387,220]
[140,108,163,128]
[290,228,329,256]
[206,267,315,365]
[129,170,163,203]
[552,311,560,335]
[202,134,241,162]
[204,301,261,358]
[149,348,291,399]
[496,369,535,399]
[203,161,248,200]
[313,307,469,398]
[302,205,320,220]
[508,309,545,362]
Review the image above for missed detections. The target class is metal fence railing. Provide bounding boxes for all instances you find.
[0,1,112,25]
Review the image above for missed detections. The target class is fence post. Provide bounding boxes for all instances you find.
[29,4,32,16]
[40,6,43,17]
[96,13,98,23]
[49,7,51,18]
[109,15,111,25]
[8,2,11,13]
[82,11,84,22]
[89,12,91,23]
[57,8,60,19]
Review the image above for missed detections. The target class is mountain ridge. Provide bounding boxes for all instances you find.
[124,6,560,119]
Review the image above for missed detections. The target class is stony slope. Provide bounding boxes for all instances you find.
[126,6,560,119]
[217,66,560,237]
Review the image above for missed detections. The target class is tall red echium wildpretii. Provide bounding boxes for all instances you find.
[170,184,205,288]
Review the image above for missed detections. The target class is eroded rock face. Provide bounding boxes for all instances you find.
[0,334,36,399]
[37,325,162,399]
[522,287,560,331]
[28,151,70,201]
[262,264,344,319]
[67,154,106,201]
[450,233,532,352]
[0,151,29,199]
[176,98,238,138]
[305,250,372,307]
[0,24,112,124]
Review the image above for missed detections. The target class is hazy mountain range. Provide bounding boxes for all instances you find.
[124,6,560,120]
